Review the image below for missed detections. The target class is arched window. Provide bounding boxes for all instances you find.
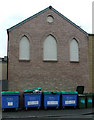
[19,36,30,60]
[43,35,57,61]
[70,39,79,62]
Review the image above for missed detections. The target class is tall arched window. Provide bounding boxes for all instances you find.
[70,38,79,62]
[19,36,30,60]
[43,35,57,61]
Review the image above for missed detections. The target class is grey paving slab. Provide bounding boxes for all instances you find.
[2,108,94,120]
[1,117,94,120]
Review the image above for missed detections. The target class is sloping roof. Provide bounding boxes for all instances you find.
[7,6,88,35]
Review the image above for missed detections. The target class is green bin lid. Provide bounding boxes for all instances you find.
[43,91,60,93]
[24,88,41,93]
[61,91,78,94]
[1,91,19,94]
[84,93,94,96]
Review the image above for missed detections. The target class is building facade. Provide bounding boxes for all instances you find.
[0,56,8,91]
[88,34,94,92]
[7,6,90,95]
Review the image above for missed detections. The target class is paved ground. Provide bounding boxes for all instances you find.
[1,108,94,120]
[0,110,2,120]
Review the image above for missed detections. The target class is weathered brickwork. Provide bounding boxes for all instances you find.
[8,7,90,95]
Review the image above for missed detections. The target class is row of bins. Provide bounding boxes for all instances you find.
[24,91,78,110]
[78,93,93,109]
[1,89,94,111]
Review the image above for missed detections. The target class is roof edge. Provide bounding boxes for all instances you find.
[51,7,88,36]
[7,7,50,32]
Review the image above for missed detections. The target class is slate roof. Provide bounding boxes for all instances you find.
[7,6,88,35]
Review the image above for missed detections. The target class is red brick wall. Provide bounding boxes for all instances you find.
[8,9,89,93]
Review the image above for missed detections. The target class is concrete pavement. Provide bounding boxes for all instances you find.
[0,110,2,120]
[1,108,94,120]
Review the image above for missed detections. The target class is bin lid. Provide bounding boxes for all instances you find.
[24,88,41,93]
[61,91,78,94]
[84,93,94,96]
[43,91,60,93]
[1,91,19,94]
[78,94,86,96]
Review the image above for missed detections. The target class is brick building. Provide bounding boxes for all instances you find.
[88,34,94,92]
[7,6,90,97]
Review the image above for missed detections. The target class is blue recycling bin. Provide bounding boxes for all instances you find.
[24,93,42,110]
[61,91,78,108]
[1,91,19,110]
[43,91,60,109]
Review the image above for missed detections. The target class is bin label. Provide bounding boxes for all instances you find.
[47,101,58,105]
[65,100,75,104]
[88,99,92,103]
[81,100,85,103]
[27,101,39,105]
[8,102,13,106]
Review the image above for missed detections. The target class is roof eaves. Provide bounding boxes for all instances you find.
[7,7,49,32]
[88,34,94,36]
[51,7,88,36]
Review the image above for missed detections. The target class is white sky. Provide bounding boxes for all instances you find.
[0,0,93,57]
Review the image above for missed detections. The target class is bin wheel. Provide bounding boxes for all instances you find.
[44,107,47,110]
[56,107,59,110]
[74,106,76,109]
[2,109,4,112]
[15,108,18,111]
[25,107,28,111]
[37,107,40,110]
